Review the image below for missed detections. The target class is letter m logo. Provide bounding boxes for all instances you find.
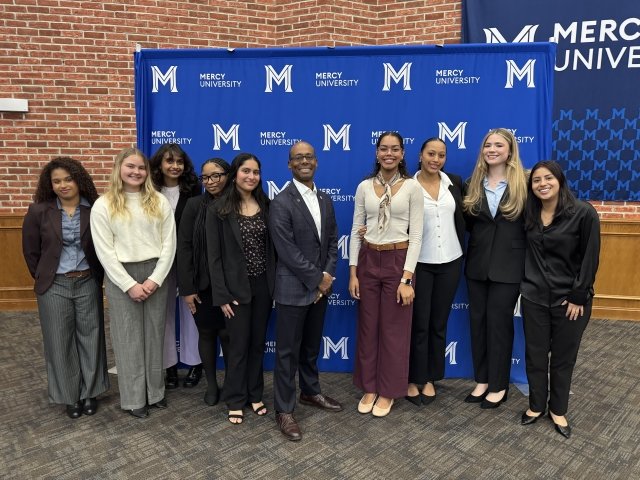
[445,341,457,365]
[151,66,178,93]
[323,124,351,151]
[264,65,293,92]
[382,62,412,91]
[505,59,536,88]
[212,124,240,150]
[438,122,467,149]
[323,336,349,360]
[337,235,350,260]
[266,181,290,200]
[483,25,539,43]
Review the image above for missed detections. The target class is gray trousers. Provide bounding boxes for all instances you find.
[36,274,109,405]
[105,259,168,410]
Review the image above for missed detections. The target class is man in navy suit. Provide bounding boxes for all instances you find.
[268,141,342,441]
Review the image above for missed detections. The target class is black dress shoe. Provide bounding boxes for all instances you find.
[420,393,436,406]
[149,397,167,409]
[204,389,220,406]
[521,410,544,425]
[66,401,83,419]
[463,391,488,403]
[405,394,421,406]
[549,412,571,438]
[183,364,202,388]
[83,397,98,415]
[165,365,179,390]
[275,412,302,441]
[480,389,509,409]
[299,393,343,412]
[128,406,149,418]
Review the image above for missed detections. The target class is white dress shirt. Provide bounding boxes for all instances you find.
[292,177,321,238]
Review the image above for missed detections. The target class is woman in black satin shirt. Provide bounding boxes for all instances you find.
[519,160,600,439]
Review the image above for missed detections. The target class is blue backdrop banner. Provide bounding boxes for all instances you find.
[134,44,555,382]
[463,0,640,201]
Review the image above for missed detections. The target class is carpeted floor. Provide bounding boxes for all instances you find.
[1,311,639,479]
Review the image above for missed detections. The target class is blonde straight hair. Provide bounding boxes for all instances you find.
[463,128,528,221]
[105,147,162,219]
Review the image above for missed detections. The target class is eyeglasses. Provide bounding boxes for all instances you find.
[377,146,403,154]
[199,173,226,183]
[290,154,316,162]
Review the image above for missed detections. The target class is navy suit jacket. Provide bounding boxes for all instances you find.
[463,185,526,284]
[22,200,104,295]
[268,182,338,306]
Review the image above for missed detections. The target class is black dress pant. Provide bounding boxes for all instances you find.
[466,278,520,392]
[273,298,327,413]
[409,257,462,384]
[192,287,229,388]
[522,297,591,416]
[223,273,272,410]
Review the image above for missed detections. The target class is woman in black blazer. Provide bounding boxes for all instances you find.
[150,143,203,389]
[206,153,275,424]
[22,157,109,419]
[407,138,465,405]
[177,157,232,406]
[462,128,528,409]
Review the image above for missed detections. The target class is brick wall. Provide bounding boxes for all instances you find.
[1,0,638,217]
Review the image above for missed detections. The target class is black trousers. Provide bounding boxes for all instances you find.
[409,257,462,384]
[192,287,229,387]
[522,297,591,416]
[273,298,328,413]
[222,273,272,410]
[466,278,519,392]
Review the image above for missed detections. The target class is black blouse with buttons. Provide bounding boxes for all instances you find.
[520,200,600,307]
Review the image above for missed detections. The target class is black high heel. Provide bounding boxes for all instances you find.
[464,390,488,403]
[521,409,545,425]
[480,387,509,409]
[405,394,422,406]
[548,412,571,438]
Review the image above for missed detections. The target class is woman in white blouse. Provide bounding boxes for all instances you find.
[349,131,423,417]
[406,138,465,406]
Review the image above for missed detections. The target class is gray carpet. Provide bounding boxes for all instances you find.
[1,311,639,479]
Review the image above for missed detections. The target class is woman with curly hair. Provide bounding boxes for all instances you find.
[149,144,203,390]
[462,128,528,409]
[91,147,176,418]
[22,157,109,419]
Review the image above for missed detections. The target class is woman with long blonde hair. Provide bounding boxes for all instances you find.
[90,147,176,418]
[462,128,527,409]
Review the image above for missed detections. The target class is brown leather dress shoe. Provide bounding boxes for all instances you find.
[299,393,343,412]
[275,413,302,441]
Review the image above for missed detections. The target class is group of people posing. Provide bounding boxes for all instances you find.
[22,128,600,442]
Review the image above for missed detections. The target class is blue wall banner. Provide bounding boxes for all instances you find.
[134,44,555,383]
[463,0,640,201]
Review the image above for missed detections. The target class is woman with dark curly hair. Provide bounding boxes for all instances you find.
[22,157,109,419]
[149,144,203,390]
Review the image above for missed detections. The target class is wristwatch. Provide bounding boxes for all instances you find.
[400,278,413,286]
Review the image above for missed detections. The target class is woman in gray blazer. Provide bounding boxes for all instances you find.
[22,157,109,419]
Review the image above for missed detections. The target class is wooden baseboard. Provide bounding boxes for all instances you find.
[3,215,640,319]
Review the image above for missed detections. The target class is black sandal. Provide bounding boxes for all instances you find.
[228,411,244,424]
[251,402,268,416]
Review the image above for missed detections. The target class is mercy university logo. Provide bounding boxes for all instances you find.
[211,124,240,150]
[323,124,351,151]
[151,66,178,93]
[382,62,412,91]
[438,122,468,149]
[264,65,293,92]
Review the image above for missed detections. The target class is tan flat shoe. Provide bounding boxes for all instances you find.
[357,394,378,414]
[372,398,394,417]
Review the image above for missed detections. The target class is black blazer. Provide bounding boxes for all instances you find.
[445,171,466,251]
[175,183,202,226]
[177,194,211,295]
[268,182,338,306]
[206,205,276,306]
[463,184,526,284]
[22,200,104,295]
